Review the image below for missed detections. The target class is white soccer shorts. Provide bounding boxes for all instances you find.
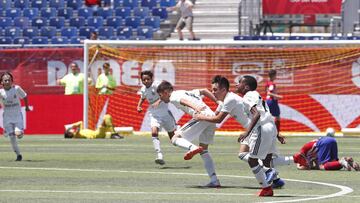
[150,111,177,132]
[248,122,277,160]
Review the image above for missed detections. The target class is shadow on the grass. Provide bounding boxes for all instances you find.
[159,166,191,169]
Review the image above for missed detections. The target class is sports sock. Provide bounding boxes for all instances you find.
[238,152,250,162]
[272,156,293,166]
[252,165,269,188]
[172,138,196,150]
[10,135,21,156]
[325,161,344,170]
[201,150,218,182]
[152,137,161,153]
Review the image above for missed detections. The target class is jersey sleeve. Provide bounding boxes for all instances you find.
[15,85,27,99]
[221,98,235,113]
[138,86,146,99]
[169,91,182,105]
[243,91,259,110]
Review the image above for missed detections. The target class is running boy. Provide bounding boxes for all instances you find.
[157,80,221,187]
[137,71,176,165]
[0,72,30,161]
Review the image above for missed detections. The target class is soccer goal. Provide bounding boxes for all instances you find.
[83,40,360,136]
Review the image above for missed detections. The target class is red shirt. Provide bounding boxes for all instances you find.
[85,0,100,6]
[265,80,276,100]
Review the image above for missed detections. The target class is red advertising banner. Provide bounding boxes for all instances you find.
[262,0,342,15]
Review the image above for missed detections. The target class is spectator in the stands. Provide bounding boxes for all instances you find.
[167,0,198,40]
[90,31,98,40]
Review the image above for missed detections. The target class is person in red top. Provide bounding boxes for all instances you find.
[85,0,100,6]
[265,69,283,136]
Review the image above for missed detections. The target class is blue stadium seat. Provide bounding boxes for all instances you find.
[49,0,65,8]
[78,8,94,18]
[23,27,39,38]
[113,0,123,8]
[346,36,360,40]
[0,0,11,10]
[13,37,30,44]
[97,7,113,18]
[328,36,345,40]
[0,37,12,44]
[268,36,286,40]
[307,36,325,40]
[13,17,30,27]
[123,0,138,8]
[115,7,131,18]
[61,26,78,37]
[87,16,104,28]
[67,0,82,9]
[152,7,168,19]
[98,26,114,38]
[144,16,160,29]
[58,8,73,19]
[134,7,150,18]
[32,17,47,28]
[49,17,65,29]
[6,8,21,19]
[23,8,39,20]
[41,8,57,18]
[69,17,86,27]
[51,36,69,44]
[289,36,306,40]
[130,35,146,40]
[32,36,49,44]
[103,0,112,6]
[160,0,175,7]
[0,17,13,28]
[137,26,153,39]
[40,26,57,37]
[106,16,123,27]
[117,26,132,39]
[125,16,141,28]
[79,26,95,38]
[70,36,85,44]
[5,27,21,38]
[32,0,47,9]
[14,0,29,9]
[141,0,158,8]
[110,36,126,40]
[233,36,252,40]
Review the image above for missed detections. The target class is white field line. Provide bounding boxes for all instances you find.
[0,166,354,203]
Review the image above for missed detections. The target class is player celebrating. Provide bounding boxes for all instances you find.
[137,71,176,165]
[157,80,221,187]
[293,136,360,171]
[64,114,123,139]
[0,72,30,161]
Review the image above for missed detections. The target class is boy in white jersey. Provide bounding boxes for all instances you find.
[137,71,176,165]
[195,75,278,196]
[0,72,30,161]
[157,80,221,187]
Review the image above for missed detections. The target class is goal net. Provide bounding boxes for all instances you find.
[83,40,360,135]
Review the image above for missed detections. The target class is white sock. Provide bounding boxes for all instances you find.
[152,137,161,153]
[252,165,269,188]
[201,150,217,182]
[10,135,21,156]
[238,152,250,162]
[272,156,293,166]
[172,138,197,150]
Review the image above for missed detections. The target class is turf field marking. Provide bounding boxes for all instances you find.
[0,166,353,202]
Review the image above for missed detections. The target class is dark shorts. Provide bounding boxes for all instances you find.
[266,99,280,117]
[316,137,338,165]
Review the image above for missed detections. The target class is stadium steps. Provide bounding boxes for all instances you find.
[168,0,239,40]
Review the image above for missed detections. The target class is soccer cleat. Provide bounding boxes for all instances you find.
[110,134,124,139]
[258,186,274,196]
[204,179,221,188]
[17,134,23,139]
[272,178,285,189]
[184,146,204,160]
[155,159,165,165]
[340,157,352,171]
[345,157,360,171]
[265,169,278,184]
[16,154,22,161]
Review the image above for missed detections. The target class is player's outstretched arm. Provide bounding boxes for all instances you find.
[194,111,228,124]
[179,98,203,113]
[199,88,218,104]
[23,96,30,111]
[137,98,145,113]
[238,106,260,142]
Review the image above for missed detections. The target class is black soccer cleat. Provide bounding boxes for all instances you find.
[16,154,22,161]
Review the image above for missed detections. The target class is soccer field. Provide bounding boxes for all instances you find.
[0,135,359,203]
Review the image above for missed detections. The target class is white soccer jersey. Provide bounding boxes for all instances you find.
[220,92,250,128]
[170,89,210,116]
[139,81,168,115]
[243,91,274,125]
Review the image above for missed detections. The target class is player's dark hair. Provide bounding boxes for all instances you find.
[242,75,257,91]
[212,75,229,91]
[269,69,277,78]
[103,62,110,69]
[0,72,13,83]
[64,131,73,139]
[140,70,153,79]
[156,80,173,93]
